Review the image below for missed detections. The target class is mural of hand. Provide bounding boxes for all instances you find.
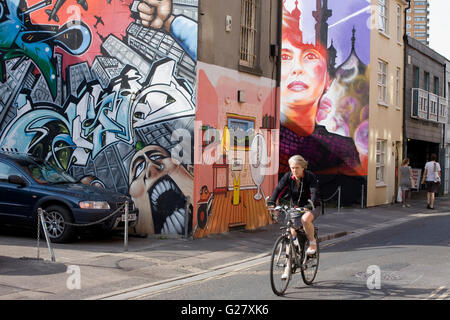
[138,0,174,31]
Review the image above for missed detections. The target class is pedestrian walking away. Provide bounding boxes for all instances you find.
[399,158,413,208]
[421,153,441,210]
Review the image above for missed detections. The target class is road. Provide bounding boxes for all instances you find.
[133,213,450,300]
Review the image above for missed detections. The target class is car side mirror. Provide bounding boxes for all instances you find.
[8,175,28,187]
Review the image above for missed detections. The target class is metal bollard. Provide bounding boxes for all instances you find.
[38,208,56,262]
[337,186,341,213]
[184,196,191,239]
[124,201,129,252]
[361,184,365,209]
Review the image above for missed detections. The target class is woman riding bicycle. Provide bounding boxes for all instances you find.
[268,155,320,278]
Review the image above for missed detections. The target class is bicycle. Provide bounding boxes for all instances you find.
[268,199,320,296]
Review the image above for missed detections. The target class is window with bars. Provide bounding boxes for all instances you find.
[378,60,388,104]
[378,0,388,33]
[240,0,259,69]
[376,140,386,184]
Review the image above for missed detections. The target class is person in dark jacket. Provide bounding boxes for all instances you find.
[268,155,320,279]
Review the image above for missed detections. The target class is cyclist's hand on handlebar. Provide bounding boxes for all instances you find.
[304,199,315,211]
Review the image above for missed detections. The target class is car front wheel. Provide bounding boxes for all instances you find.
[42,205,75,243]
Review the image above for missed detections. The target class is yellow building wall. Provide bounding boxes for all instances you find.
[367,0,407,206]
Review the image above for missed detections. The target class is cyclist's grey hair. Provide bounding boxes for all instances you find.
[288,155,308,169]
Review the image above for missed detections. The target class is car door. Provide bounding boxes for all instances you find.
[0,160,35,225]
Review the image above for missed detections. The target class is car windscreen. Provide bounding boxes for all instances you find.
[14,158,77,184]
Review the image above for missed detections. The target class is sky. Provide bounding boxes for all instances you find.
[429,0,450,59]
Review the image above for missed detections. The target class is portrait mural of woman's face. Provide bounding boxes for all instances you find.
[281,41,329,107]
[279,0,370,205]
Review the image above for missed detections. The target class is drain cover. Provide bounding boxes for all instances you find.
[354,271,401,281]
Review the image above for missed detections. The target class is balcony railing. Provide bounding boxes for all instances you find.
[411,88,448,124]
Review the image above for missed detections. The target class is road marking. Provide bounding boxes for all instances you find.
[437,290,448,300]
[86,253,271,300]
[426,286,446,300]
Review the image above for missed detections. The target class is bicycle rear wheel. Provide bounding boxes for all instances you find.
[270,235,292,296]
[301,233,320,285]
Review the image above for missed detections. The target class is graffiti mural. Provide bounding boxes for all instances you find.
[0,0,198,235]
[280,0,370,205]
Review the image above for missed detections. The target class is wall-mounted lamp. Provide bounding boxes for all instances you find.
[238,90,246,103]
[225,15,232,32]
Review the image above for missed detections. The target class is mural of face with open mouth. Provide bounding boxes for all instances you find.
[128,144,193,235]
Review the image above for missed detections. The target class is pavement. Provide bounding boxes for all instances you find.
[0,191,449,300]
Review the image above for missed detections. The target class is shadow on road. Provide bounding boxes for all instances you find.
[0,256,67,276]
[283,280,432,300]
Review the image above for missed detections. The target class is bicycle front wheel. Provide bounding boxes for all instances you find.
[301,233,320,285]
[270,235,292,296]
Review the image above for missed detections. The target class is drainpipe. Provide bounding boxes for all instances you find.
[402,0,411,159]
[441,62,447,194]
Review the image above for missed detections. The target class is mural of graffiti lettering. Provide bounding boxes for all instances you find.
[0,58,196,170]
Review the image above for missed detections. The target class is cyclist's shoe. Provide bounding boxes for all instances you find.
[306,240,317,255]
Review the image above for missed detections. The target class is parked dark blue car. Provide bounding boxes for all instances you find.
[0,151,138,243]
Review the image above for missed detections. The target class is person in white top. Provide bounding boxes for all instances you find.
[421,153,441,210]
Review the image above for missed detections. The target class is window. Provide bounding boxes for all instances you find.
[414,16,426,21]
[240,0,259,69]
[414,1,426,6]
[0,162,22,183]
[378,0,388,33]
[414,32,426,37]
[434,76,439,95]
[413,66,420,87]
[424,71,430,91]
[376,140,386,184]
[396,5,402,42]
[396,67,401,108]
[414,8,426,14]
[414,24,426,29]
[407,16,411,21]
[378,60,388,103]
[407,24,411,29]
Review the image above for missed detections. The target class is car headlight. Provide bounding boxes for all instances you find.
[79,201,110,210]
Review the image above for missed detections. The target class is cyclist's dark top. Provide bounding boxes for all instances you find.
[269,170,319,207]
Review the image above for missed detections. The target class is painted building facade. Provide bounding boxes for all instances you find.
[0,0,198,236]
[193,0,280,237]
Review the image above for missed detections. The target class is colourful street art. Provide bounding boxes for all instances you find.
[0,0,198,235]
[279,0,370,205]
[194,62,277,238]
